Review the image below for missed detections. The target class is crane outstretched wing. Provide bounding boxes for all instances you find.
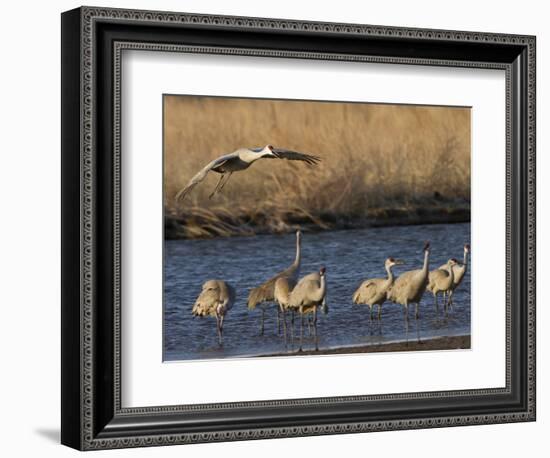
[247,266,298,309]
[270,147,321,165]
[247,274,278,309]
[174,154,233,202]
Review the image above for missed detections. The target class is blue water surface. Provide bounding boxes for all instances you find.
[164,223,471,361]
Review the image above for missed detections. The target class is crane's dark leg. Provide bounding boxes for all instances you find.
[415,315,421,343]
[290,310,295,341]
[313,307,319,351]
[447,290,454,310]
[259,307,265,336]
[299,312,304,352]
[404,310,410,346]
[277,307,281,335]
[415,302,420,320]
[216,315,222,345]
[434,292,439,312]
[369,305,374,321]
[378,304,382,320]
[281,308,288,342]
[218,172,233,193]
[209,173,226,199]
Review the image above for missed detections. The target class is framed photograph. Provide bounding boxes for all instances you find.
[61,6,536,450]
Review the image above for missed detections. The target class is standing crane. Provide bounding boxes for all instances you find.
[289,266,328,352]
[175,145,321,200]
[442,243,470,308]
[352,257,404,320]
[191,279,235,345]
[387,242,431,320]
[247,230,302,335]
[274,275,297,341]
[427,258,458,312]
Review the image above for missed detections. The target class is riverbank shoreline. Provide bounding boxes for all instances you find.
[165,204,470,240]
[259,335,471,357]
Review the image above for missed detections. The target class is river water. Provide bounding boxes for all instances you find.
[164,223,470,361]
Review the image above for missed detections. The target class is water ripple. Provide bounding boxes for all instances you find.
[164,224,471,361]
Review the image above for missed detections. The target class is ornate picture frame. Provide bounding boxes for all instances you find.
[61,6,536,450]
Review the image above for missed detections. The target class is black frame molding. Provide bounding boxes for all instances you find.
[61,6,536,450]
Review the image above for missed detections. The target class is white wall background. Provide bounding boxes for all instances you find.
[0,0,546,456]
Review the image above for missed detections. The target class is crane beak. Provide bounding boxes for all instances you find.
[394,259,404,265]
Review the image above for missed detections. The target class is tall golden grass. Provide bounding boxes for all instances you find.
[164,95,470,238]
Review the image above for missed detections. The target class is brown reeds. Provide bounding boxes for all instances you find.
[164,96,470,239]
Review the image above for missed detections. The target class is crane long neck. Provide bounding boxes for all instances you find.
[447,263,455,282]
[311,274,326,304]
[463,250,469,271]
[293,235,301,269]
[422,249,430,273]
[385,264,394,283]
[240,149,263,164]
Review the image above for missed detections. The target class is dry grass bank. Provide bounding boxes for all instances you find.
[164,96,470,239]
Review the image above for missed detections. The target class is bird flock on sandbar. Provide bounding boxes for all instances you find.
[176,145,470,351]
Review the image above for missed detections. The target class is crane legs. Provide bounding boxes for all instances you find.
[444,293,451,315]
[297,308,317,352]
[299,312,304,352]
[447,290,455,309]
[284,308,320,352]
[259,306,265,335]
[218,172,232,193]
[209,172,233,199]
[209,174,225,199]
[280,306,288,342]
[280,309,296,343]
[307,316,314,335]
[313,307,319,351]
[366,304,383,321]
[257,305,287,336]
[433,290,456,315]
[404,301,421,321]
[216,314,225,345]
[290,310,295,341]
